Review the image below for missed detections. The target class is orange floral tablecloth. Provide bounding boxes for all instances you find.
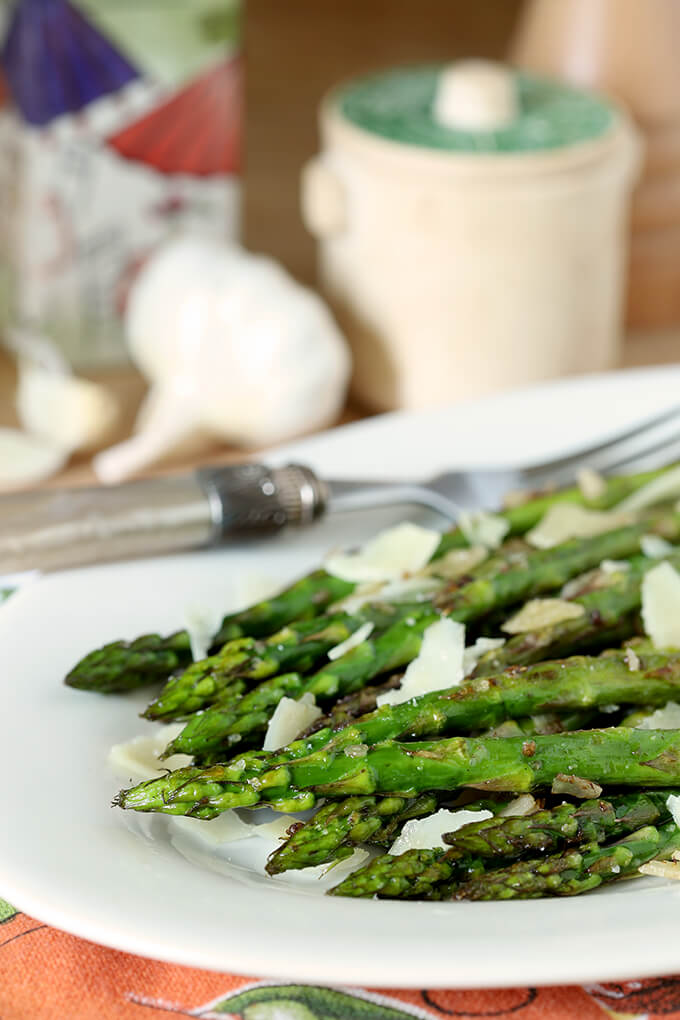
[1,897,678,1020]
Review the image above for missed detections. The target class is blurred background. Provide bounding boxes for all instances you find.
[0,0,679,491]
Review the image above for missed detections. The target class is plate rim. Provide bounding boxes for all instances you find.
[4,364,680,990]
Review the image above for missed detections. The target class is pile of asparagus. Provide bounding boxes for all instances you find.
[66,464,680,900]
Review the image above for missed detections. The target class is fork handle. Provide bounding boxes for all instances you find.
[0,464,328,572]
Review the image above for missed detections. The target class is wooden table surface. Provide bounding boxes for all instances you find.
[1,328,679,490]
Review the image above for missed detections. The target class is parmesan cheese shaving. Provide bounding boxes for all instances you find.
[640,534,674,559]
[462,636,505,676]
[262,693,323,751]
[324,523,441,583]
[624,646,641,672]
[499,794,537,818]
[600,559,631,574]
[184,604,223,662]
[376,618,466,707]
[666,793,680,829]
[170,811,254,846]
[332,576,441,615]
[389,807,493,855]
[108,723,190,781]
[639,860,680,881]
[457,510,509,550]
[526,504,632,550]
[327,621,375,661]
[252,815,302,841]
[577,467,606,502]
[616,465,680,514]
[502,598,585,635]
[641,561,680,649]
[425,545,488,579]
[635,701,680,730]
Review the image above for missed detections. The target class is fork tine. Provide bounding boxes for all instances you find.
[524,404,680,490]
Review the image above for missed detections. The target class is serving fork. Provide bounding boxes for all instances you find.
[1,402,680,573]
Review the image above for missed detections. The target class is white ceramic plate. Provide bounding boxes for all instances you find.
[3,365,680,990]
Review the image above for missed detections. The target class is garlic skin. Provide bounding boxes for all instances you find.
[93,238,352,483]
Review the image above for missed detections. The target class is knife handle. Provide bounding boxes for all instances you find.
[0,464,328,573]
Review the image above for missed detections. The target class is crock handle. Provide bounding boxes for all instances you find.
[300,157,346,238]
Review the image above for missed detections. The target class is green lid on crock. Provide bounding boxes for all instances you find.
[336,64,614,153]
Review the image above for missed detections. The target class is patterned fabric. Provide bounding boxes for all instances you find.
[1,0,139,125]
[0,898,676,1020]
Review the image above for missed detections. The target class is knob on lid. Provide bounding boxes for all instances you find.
[432,60,519,132]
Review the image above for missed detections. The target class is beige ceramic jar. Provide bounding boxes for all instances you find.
[302,61,641,412]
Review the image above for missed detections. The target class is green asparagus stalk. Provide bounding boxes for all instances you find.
[265,793,440,875]
[448,821,680,900]
[473,551,680,676]
[442,789,673,857]
[148,643,680,809]
[66,569,354,693]
[331,846,456,899]
[162,609,442,758]
[331,795,676,899]
[434,511,680,622]
[65,631,194,694]
[66,467,671,693]
[200,643,680,782]
[115,726,680,818]
[259,726,680,801]
[144,601,422,722]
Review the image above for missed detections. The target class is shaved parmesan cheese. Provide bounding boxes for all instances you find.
[389,808,492,855]
[617,465,680,514]
[324,523,440,583]
[624,646,641,672]
[577,467,606,502]
[640,534,674,559]
[526,504,631,550]
[499,794,537,818]
[639,860,680,881]
[332,576,442,616]
[108,723,190,780]
[170,811,254,846]
[551,774,602,799]
[262,693,322,751]
[502,598,585,634]
[252,815,302,841]
[184,604,223,662]
[458,510,509,550]
[463,636,505,676]
[642,562,680,648]
[376,617,465,707]
[667,794,680,829]
[600,559,631,574]
[635,701,680,730]
[327,621,374,660]
[426,545,488,580]
[323,848,370,877]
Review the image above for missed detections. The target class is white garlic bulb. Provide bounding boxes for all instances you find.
[93,238,351,483]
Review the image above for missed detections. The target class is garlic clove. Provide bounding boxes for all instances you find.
[16,360,120,453]
[0,427,69,490]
